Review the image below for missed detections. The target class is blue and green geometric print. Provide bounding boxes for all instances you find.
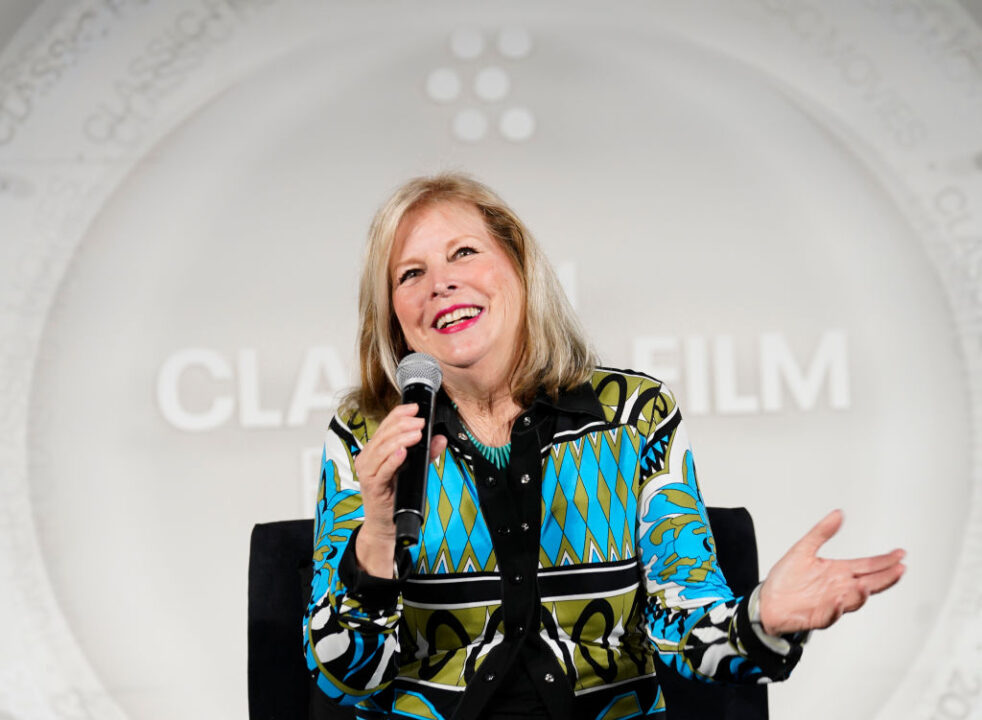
[540,428,640,567]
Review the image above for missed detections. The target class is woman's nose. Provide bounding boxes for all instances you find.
[431,279,457,296]
[430,267,457,296]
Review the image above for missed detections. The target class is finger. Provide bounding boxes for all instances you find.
[795,509,844,555]
[370,420,425,452]
[358,428,423,477]
[367,404,427,454]
[846,548,906,577]
[391,402,420,416]
[839,585,872,615]
[429,433,448,461]
[376,410,425,436]
[373,430,447,487]
[372,404,422,436]
[374,445,410,485]
[857,562,906,596]
[373,428,425,462]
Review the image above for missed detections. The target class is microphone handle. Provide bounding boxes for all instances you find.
[393,382,435,548]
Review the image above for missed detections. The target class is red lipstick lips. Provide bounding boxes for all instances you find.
[433,304,483,333]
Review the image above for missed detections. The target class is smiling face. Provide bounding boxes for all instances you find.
[389,200,525,394]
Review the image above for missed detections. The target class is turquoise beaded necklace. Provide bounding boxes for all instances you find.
[462,425,511,469]
[453,403,512,470]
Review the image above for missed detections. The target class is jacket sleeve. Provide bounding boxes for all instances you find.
[303,414,406,706]
[637,386,802,684]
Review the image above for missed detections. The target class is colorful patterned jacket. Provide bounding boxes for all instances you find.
[304,368,801,720]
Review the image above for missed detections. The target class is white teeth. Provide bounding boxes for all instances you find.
[436,307,480,329]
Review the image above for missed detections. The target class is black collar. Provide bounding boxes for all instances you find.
[432,379,604,428]
[530,381,604,419]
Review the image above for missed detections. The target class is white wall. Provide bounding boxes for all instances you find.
[1,1,981,719]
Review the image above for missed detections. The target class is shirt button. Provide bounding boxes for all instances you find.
[522,416,531,427]
[486,477,497,488]
[520,522,530,532]
[497,526,511,536]
[516,625,525,635]
[520,474,530,485]
[544,673,555,683]
[484,671,495,682]
[457,432,467,441]
[511,573,524,584]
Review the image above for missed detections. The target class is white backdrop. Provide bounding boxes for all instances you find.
[1,1,981,719]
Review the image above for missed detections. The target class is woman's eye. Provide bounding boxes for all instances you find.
[453,246,477,259]
[397,268,421,285]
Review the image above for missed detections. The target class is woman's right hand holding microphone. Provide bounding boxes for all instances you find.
[353,403,447,578]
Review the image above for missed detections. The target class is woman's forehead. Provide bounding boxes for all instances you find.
[392,200,487,256]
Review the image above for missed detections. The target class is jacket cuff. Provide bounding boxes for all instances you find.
[734,592,805,680]
[746,584,812,656]
[337,525,411,615]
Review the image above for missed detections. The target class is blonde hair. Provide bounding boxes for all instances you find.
[346,172,596,419]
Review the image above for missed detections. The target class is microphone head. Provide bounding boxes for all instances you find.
[396,352,443,392]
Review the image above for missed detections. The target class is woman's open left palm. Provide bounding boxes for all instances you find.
[759,509,906,635]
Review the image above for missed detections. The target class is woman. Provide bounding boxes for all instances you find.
[304,173,905,720]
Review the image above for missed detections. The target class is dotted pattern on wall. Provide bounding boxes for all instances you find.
[425,26,536,143]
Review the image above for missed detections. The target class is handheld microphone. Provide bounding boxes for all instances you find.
[393,353,442,548]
